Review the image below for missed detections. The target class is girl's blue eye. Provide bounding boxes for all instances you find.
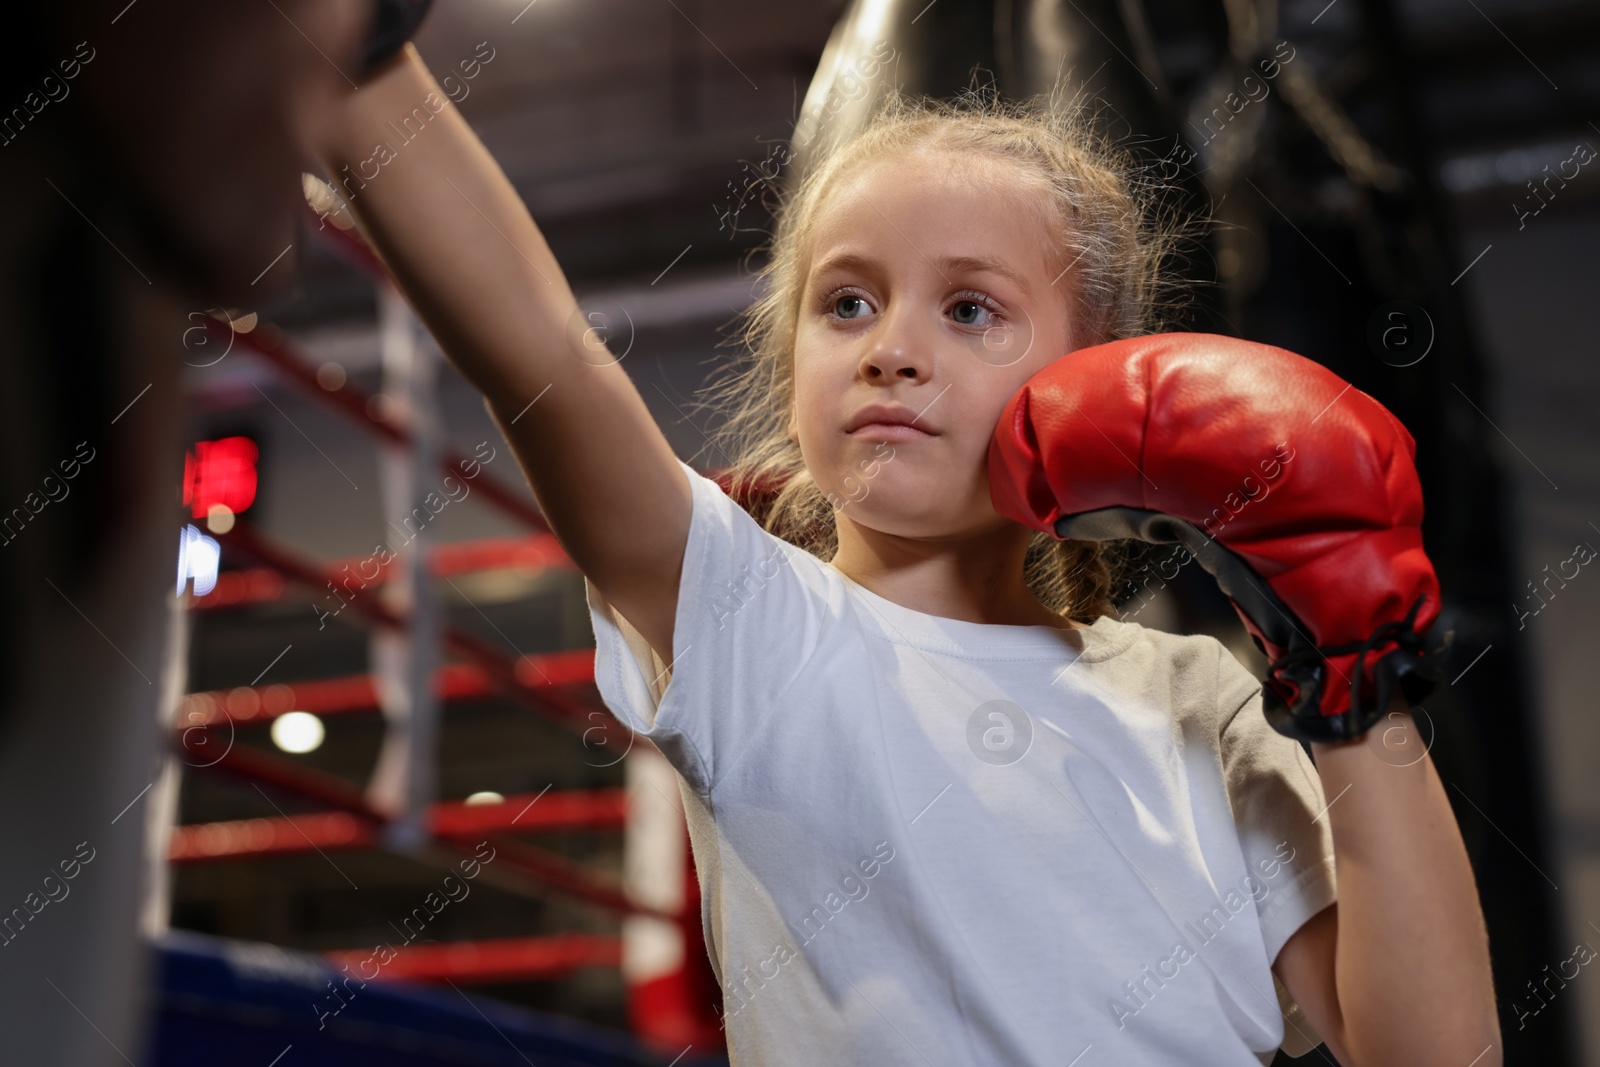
[950,294,1001,328]
[834,294,867,319]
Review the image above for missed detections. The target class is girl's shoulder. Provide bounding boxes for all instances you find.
[1089,616,1261,724]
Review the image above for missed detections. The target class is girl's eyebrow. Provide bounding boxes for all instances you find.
[810,251,881,280]
[934,254,1032,294]
[810,251,1032,294]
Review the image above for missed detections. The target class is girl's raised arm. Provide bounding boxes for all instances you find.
[313,44,690,663]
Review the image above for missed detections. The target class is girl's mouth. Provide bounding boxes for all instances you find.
[848,423,934,442]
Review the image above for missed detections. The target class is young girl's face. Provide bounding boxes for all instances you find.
[788,148,1078,541]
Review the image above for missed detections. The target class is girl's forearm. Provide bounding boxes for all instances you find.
[1310,703,1501,1066]
[306,44,694,642]
[311,44,578,405]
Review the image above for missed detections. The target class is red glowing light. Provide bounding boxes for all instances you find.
[183,437,258,518]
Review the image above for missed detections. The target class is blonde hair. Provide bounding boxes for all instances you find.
[696,83,1202,624]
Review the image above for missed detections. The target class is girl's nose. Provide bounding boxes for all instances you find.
[858,307,934,384]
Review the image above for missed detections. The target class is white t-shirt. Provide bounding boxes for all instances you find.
[584,458,1338,1065]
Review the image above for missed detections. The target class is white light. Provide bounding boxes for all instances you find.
[206,503,235,534]
[271,711,325,754]
[316,361,347,391]
[1438,138,1589,193]
[176,523,220,597]
[464,791,504,806]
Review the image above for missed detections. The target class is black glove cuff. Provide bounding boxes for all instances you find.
[1262,594,1451,743]
[361,0,435,80]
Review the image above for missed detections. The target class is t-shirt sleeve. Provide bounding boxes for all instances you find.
[1215,643,1339,1057]
[583,457,823,796]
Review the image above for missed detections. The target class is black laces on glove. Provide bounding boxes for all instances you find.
[1265,594,1444,741]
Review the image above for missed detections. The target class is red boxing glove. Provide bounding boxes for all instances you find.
[988,333,1451,742]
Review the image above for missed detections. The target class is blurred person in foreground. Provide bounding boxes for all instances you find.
[0,3,368,1061]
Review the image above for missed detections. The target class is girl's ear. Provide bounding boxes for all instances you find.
[786,405,799,444]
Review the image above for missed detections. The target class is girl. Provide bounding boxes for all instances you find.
[315,43,1498,1066]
